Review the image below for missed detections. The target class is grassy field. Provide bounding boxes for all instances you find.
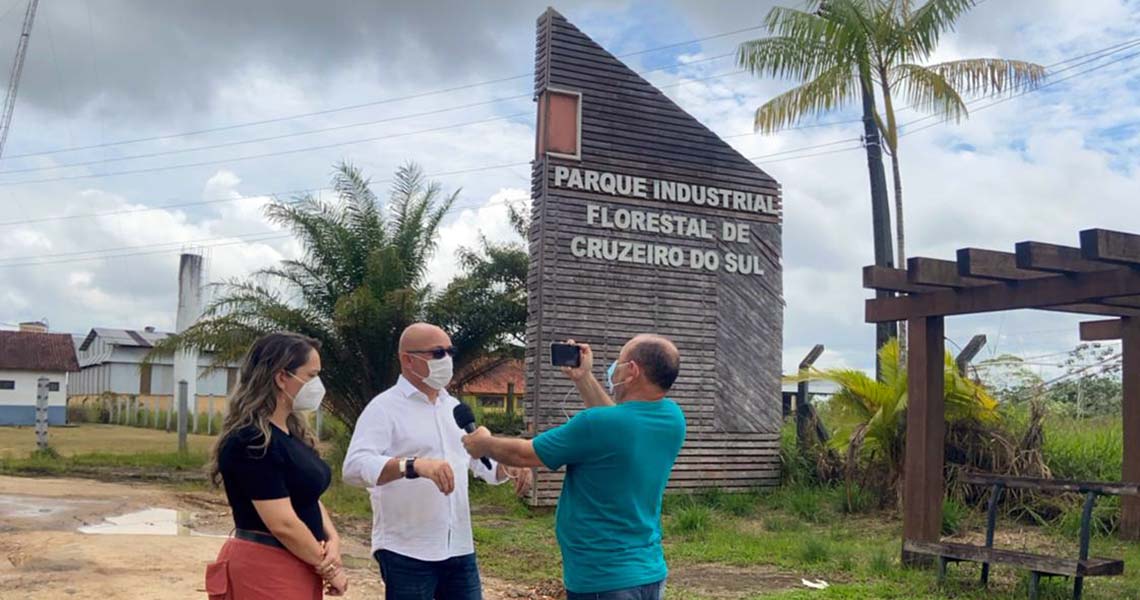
[4,423,1140,599]
[0,423,215,458]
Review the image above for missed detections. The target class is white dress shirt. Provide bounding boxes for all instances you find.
[342,375,506,561]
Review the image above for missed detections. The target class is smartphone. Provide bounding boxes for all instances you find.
[550,342,581,368]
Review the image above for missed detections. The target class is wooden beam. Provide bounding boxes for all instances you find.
[866,265,1140,323]
[957,248,1052,281]
[1122,317,1140,540]
[1081,228,1140,266]
[863,266,940,294]
[908,257,996,288]
[1080,319,1123,341]
[1015,241,1114,274]
[960,473,1140,496]
[903,316,945,557]
[1041,303,1140,318]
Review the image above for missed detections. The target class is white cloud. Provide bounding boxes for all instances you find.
[426,187,528,290]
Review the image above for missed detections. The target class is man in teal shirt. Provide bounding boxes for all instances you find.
[462,334,686,599]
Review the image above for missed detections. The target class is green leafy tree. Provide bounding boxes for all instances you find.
[430,205,529,392]
[150,162,526,426]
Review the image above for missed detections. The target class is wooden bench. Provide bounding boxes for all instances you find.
[903,474,1140,600]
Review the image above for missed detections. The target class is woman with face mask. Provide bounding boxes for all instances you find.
[205,332,347,599]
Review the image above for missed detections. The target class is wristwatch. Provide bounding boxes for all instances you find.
[405,457,419,479]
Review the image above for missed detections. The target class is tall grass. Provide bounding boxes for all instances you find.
[1042,416,1121,482]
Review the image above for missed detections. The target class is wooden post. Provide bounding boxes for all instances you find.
[152,398,158,428]
[796,344,825,454]
[506,382,516,417]
[129,396,137,426]
[1121,318,1140,540]
[177,381,188,454]
[166,396,173,432]
[955,334,987,377]
[34,377,49,451]
[207,396,214,436]
[902,316,945,563]
[110,396,117,424]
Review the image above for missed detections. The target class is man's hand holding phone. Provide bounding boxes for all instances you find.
[557,340,593,382]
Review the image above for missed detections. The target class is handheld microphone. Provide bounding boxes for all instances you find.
[453,403,493,470]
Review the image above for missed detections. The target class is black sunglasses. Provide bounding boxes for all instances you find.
[406,346,457,360]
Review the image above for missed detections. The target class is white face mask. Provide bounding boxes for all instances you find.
[287,373,325,412]
[411,354,454,390]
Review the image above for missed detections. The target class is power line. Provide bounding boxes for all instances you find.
[0,53,742,175]
[0,232,294,269]
[0,193,532,268]
[0,28,764,160]
[0,131,859,228]
[0,70,761,185]
[3,36,1135,230]
[899,39,1140,135]
[0,110,532,175]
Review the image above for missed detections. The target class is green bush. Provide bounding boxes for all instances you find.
[669,504,711,536]
[67,401,105,424]
[1055,495,1120,538]
[782,486,825,523]
[800,538,831,564]
[942,498,967,536]
[835,484,875,514]
[869,548,893,576]
[481,411,525,436]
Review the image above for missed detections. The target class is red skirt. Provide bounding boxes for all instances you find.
[206,537,323,600]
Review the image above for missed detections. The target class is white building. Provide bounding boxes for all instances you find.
[71,327,238,411]
[0,324,79,426]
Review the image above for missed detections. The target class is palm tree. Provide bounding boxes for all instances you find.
[150,162,527,426]
[793,339,998,505]
[739,0,1045,352]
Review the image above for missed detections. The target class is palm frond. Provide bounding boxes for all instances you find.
[737,37,844,82]
[927,58,1046,97]
[754,63,859,132]
[890,62,969,122]
[901,0,976,59]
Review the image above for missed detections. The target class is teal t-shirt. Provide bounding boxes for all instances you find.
[532,399,686,594]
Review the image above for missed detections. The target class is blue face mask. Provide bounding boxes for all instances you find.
[606,360,631,393]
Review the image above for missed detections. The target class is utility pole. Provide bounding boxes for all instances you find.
[0,0,39,159]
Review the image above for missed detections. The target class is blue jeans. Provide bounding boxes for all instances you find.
[566,579,666,600]
[374,550,482,600]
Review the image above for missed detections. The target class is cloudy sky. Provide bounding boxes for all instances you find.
[0,0,1137,377]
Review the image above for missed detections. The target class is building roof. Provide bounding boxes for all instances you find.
[78,327,171,352]
[462,358,525,396]
[0,331,80,372]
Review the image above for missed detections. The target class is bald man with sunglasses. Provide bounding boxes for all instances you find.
[342,323,533,600]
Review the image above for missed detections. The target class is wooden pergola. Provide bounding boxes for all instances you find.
[864,228,1140,554]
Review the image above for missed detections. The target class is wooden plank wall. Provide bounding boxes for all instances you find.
[525,9,784,505]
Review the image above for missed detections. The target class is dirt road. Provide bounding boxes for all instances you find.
[0,475,553,600]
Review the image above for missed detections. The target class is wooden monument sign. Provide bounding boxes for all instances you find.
[524,8,784,505]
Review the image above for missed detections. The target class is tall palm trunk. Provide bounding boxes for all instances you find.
[859,71,896,379]
[878,65,907,359]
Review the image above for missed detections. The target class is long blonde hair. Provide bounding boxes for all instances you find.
[208,331,321,486]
